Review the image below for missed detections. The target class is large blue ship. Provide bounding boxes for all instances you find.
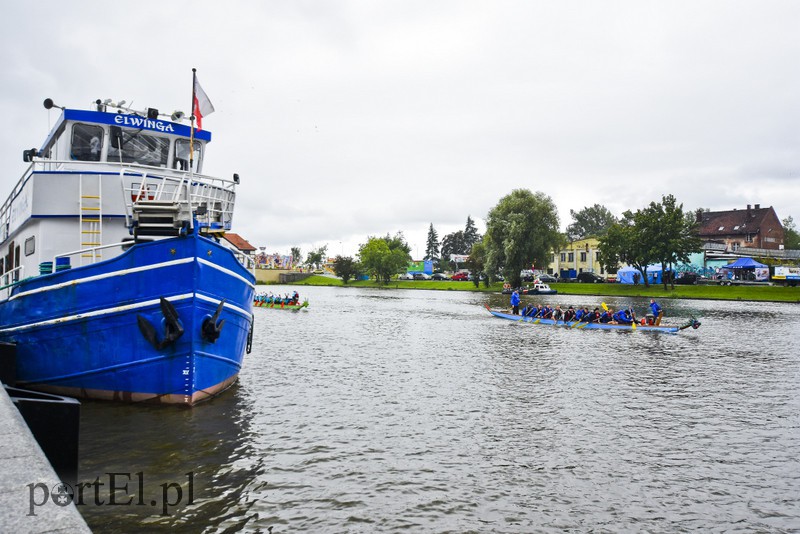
[0,96,255,405]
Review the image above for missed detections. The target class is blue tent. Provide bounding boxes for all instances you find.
[616,264,668,284]
[722,257,769,281]
[724,257,766,269]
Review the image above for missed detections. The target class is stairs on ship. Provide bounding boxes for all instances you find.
[131,201,193,238]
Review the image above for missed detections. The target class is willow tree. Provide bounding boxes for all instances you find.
[484,189,561,288]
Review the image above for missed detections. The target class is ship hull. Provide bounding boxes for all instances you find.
[0,233,255,405]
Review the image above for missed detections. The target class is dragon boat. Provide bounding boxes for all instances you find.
[484,305,700,333]
[253,298,309,310]
[0,86,255,405]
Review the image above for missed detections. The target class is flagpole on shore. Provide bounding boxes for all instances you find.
[190,67,197,172]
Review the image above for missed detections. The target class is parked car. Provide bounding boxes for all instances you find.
[397,273,414,280]
[452,272,470,281]
[413,273,431,280]
[431,273,450,280]
[674,272,698,285]
[576,272,605,283]
[538,273,558,283]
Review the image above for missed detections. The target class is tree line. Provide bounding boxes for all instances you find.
[303,190,798,290]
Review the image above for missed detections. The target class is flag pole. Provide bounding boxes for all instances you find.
[190,67,197,173]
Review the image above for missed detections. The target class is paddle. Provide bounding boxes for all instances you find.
[630,308,637,330]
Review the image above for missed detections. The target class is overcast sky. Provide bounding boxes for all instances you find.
[3,1,799,259]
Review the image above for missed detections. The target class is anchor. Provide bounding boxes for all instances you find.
[137,297,185,350]
[201,300,226,343]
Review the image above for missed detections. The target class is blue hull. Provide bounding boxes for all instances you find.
[0,234,255,405]
[486,307,698,334]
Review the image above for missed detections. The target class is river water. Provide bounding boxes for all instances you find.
[76,286,800,533]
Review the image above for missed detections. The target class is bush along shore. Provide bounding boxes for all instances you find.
[264,276,800,303]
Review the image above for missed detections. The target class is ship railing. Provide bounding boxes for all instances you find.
[0,265,25,300]
[120,168,236,234]
[52,241,130,268]
[232,250,258,277]
[0,159,237,242]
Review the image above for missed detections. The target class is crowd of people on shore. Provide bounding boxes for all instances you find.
[510,290,664,325]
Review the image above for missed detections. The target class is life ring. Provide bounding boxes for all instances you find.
[503,283,511,290]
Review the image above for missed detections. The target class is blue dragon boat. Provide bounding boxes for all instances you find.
[485,306,700,333]
[0,96,255,405]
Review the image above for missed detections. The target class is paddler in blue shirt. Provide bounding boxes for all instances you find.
[613,309,633,324]
[510,289,520,315]
[649,299,663,325]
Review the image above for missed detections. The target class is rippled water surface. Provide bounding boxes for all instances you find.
[78,286,800,532]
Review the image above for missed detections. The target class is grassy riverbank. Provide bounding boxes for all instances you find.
[269,276,800,303]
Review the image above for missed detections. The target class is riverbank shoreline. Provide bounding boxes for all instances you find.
[261,275,800,303]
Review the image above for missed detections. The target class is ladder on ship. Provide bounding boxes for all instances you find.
[79,175,102,264]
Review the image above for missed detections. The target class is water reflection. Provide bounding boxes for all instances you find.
[78,286,800,532]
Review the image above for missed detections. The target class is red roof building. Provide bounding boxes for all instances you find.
[696,204,785,251]
[222,233,257,255]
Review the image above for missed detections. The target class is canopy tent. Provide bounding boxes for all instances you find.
[724,257,766,269]
[616,264,668,284]
[722,257,769,281]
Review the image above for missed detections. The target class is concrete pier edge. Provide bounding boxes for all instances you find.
[0,385,91,533]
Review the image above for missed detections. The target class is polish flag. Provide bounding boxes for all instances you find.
[193,77,215,130]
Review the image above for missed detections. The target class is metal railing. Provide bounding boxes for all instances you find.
[53,241,129,267]
[0,265,25,299]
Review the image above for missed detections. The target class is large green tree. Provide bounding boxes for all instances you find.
[783,216,800,250]
[306,245,328,269]
[599,195,702,288]
[440,230,467,269]
[464,216,481,250]
[465,241,489,287]
[484,189,561,288]
[647,195,703,289]
[332,255,360,284]
[357,233,411,284]
[566,204,618,240]
[424,223,440,264]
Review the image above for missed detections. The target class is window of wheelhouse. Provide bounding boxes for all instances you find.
[107,129,169,167]
[173,139,203,172]
[71,124,104,161]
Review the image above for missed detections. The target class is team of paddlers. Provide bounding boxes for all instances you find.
[510,290,664,326]
[254,291,301,306]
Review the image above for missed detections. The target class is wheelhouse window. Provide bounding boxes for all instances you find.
[108,130,169,167]
[71,124,104,161]
[174,139,203,171]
